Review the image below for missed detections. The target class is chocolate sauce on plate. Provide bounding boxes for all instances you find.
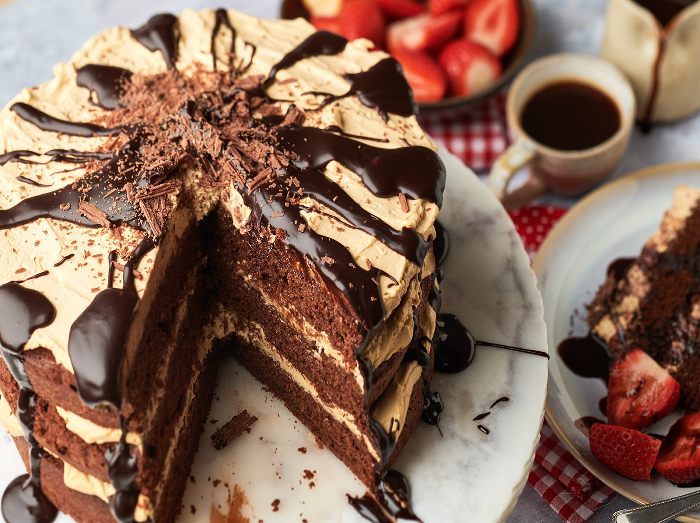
[557,332,613,381]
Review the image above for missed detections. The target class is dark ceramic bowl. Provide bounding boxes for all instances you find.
[280,0,537,114]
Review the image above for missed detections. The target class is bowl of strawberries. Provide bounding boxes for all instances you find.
[281,0,536,112]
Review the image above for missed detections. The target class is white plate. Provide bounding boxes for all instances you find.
[535,163,700,522]
[0,145,548,523]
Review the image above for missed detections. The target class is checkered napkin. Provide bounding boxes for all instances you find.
[423,96,618,521]
[419,91,509,174]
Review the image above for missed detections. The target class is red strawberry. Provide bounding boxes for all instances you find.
[375,0,424,20]
[438,39,502,97]
[386,11,462,54]
[311,17,342,34]
[606,349,681,430]
[464,0,520,57]
[655,412,700,484]
[429,0,472,16]
[338,0,386,46]
[589,423,661,481]
[392,51,447,103]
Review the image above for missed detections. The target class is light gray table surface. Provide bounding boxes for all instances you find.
[0,0,698,522]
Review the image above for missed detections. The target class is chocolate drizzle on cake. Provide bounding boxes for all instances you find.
[76,64,134,110]
[10,103,119,137]
[68,239,154,409]
[211,9,236,70]
[1,148,112,167]
[348,470,421,523]
[16,176,52,188]
[304,58,419,117]
[266,31,348,85]
[130,13,179,68]
[104,417,140,523]
[322,125,390,143]
[0,283,58,523]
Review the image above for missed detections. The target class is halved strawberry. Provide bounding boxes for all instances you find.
[464,0,520,57]
[386,11,462,54]
[392,51,447,103]
[429,0,472,16]
[311,16,342,34]
[338,0,386,46]
[606,349,681,430]
[438,39,502,97]
[375,0,425,20]
[589,423,661,481]
[302,0,343,18]
[656,412,700,484]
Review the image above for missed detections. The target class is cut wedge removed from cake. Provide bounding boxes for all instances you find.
[588,185,700,413]
[0,9,446,523]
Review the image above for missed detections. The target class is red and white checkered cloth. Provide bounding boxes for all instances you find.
[423,94,618,522]
[419,91,510,173]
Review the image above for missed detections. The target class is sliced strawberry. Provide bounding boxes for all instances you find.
[375,0,425,20]
[656,412,700,484]
[429,0,472,16]
[302,0,343,18]
[311,16,342,34]
[386,11,462,54]
[589,423,661,481]
[606,349,681,430]
[392,51,447,103]
[464,0,520,57]
[438,39,502,97]
[338,0,386,46]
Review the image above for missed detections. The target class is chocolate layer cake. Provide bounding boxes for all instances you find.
[0,9,445,523]
[588,185,700,412]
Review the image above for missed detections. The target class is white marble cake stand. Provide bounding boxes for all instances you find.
[0,145,549,523]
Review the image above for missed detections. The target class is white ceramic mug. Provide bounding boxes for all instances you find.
[488,54,636,210]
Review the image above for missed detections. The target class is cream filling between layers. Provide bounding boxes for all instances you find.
[371,362,422,437]
[55,407,143,451]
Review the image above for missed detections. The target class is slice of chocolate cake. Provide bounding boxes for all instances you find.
[0,9,445,523]
[588,185,700,412]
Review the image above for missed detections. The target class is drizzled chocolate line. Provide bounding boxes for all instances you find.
[1,148,112,167]
[11,103,119,137]
[53,254,74,267]
[105,416,140,523]
[322,125,390,144]
[348,470,422,523]
[68,239,155,409]
[76,64,134,110]
[211,9,236,71]
[131,13,179,69]
[304,58,419,117]
[276,126,445,206]
[16,176,52,188]
[266,31,348,85]
[11,270,50,285]
[0,283,58,523]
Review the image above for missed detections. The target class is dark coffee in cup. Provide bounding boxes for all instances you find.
[520,81,621,151]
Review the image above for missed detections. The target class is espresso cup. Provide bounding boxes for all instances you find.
[488,53,636,210]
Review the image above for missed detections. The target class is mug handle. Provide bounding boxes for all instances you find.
[488,139,547,210]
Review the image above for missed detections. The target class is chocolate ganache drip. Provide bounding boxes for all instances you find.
[68,239,155,409]
[211,9,236,70]
[306,58,419,117]
[11,103,120,137]
[276,126,445,206]
[76,64,134,110]
[266,31,348,85]
[0,283,58,523]
[105,417,140,523]
[130,13,180,68]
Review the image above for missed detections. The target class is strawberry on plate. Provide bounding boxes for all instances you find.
[386,11,462,54]
[338,0,386,46]
[656,412,700,484]
[464,0,520,57]
[438,39,502,97]
[589,423,661,481]
[429,0,472,16]
[607,349,681,430]
[392,51,447,103]
[375,0,424,20]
